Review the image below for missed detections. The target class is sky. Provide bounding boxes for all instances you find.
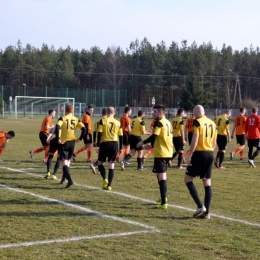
[1,0,260,52]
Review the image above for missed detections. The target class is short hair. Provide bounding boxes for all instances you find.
[107,106,115,115]
[87,105,93,110]
[124,106,131,113]
[65,104,74,113]
[240,107,246,112]
[138,110,144,117]
[177,108,184,115]
[102,108,107,116]
[252,107,258,113]
[154,104,165,113]
[48,109,55,115]
[7,131,15,137]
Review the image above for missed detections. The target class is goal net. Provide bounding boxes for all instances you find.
[14,96,75,119]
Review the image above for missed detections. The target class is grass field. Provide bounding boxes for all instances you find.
[0,116,260,260]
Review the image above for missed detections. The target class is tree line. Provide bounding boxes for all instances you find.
[1,38,260,109]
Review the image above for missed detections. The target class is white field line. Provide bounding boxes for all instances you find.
[1,167,260,228]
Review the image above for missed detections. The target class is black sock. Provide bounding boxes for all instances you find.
[216,151,220,161]
[47,155,53,172]
[53,158,60,175]
[98,164,106,179]
[123,154,132,163]
[248,146,253,160]
[186,181,203,208]
[108,169,114,186]
[204,186,212,214]
[252,149,260,160]
[63,165,72,183]
[137,158,142,168]
[159,180,167,205]
[219,151,225,165]
[93,160,98,167]
[178,153,183,167]
[172,152,178,160]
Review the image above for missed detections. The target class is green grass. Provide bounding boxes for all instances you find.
[0,117,260,260]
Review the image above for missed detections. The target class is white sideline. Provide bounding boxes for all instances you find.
[1,167,260,228]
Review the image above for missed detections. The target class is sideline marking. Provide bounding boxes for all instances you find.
[1,167,260,228]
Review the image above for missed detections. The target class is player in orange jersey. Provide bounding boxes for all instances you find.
[230,107,247,160]
[115,106,132,162]
[29,109,55,160]
[0,131,15,158]
[183,115,195,163]
[73,105,94,162]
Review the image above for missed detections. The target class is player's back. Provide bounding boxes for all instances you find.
[214,114,229,135]
[131,117,145,136]
[171,116,184,137]
[120,115,131,133]
[234,115,247,135]
[99,116,122,142]
[245,114,260,139]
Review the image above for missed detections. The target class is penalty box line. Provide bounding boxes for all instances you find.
[2,167,260,228]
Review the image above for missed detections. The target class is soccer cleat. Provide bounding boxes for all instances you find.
[137,166,145,170]
[44,172,50,179]
[218,165,226,169]
[214,160,219,169]
[29,151,34,160]
[72,153,76,162]
[65,182,73,188]
[120,161,125,171]
[106,186,112,191]
[156,197,168,203]
[115,155,120,163]
[125,161,131,165]
[240,158,245,161]
[177,166,185,170]
[193,205,206,217]
[90,164,96,174]
[230,152,234,160]
[157,204,167,209]
[248,159,256,168]
[86,160,92,163]
[199,213,210,219]
[52,175,57,180]
[102,179,108,189]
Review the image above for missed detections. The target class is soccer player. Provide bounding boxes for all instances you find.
[214,109,232,169]
[136,104,173,209]
[29,109,55,160]
[230,107,247,161]
[183,115,195,162]
[90,108,107,174]
[245,107,260,168]
[120,110,150,171]
[96,106,123,190]
[73,105,94,162]
[115,106,132,162]
[0,131,15,157]
[185,105,217,219]
[170,108,186,169]
[55,104,86,188]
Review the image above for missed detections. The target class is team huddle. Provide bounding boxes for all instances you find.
[2,103,259,220]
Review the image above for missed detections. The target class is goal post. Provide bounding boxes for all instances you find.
[14,96,75,119]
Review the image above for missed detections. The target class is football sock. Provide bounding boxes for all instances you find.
[44,147,49,158]
[172,152,178,160]
[74,146,87,156]
[252,148,260,160]
[144,148,153,159]
[123,154,131,163]
[233,146,242,155]
[87,148,92,161]
[98,165,106,179]
[137,158,142,168]
[219,151,225,165]
[239,149,244,159]
[204,186,212,214]
[63,165,72,183]
[183,150,190,158]
[33,147,46,154]
[108,169,114,186]
[216,151,220,161]
[47,154,53,172]
[53,158,60,175]
[177,153,183,167]
[248,147,253,160]
[158,180,167,205]
[186,181,203,208]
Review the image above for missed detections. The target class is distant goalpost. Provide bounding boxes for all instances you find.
[14,96,75,119]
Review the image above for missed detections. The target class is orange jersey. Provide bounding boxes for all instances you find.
[150,119,156,128]
[185,117,195,133]
[0,131,7,147]
[245,114,260,139]
[234,115,247,135]
[82,113,92,134]
[120,115,131,133]
[40,117,52,135]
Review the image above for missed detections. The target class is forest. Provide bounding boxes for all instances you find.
[1,38,260,108]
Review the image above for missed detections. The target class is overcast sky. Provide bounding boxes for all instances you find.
[1,0,260,52]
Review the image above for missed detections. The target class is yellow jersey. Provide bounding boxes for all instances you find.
[214,114,229,136]
[131,117,145,136]
[171,116,184,137]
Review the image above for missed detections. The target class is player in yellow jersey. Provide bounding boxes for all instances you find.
[120,110,150,171]
[90,108,107,174]
[137,104,173,209]
[170,108,186,169]
[55,104,86,188]
[214,109,232,169]
[230,107,247,160]
[96,107,123,190]
[185,105,217,219]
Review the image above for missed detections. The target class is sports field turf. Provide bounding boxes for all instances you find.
[0,117,259,260]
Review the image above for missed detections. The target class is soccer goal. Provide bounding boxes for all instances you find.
[14,96,75,119]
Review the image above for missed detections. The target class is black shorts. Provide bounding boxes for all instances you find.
[152,158,172,173]
[98,141,118,162]
[186,151,213,179]
[188,132,193,145]
[123,132,130,146]
[59,141,75,161]
[173,137,184,152]
[83,133,93,144]
[39,132,48,146]
[236,134,246,146]
[217,134,227,150]
[49,138,59,154]
[247,139,260,148]
[129,135,143,150]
